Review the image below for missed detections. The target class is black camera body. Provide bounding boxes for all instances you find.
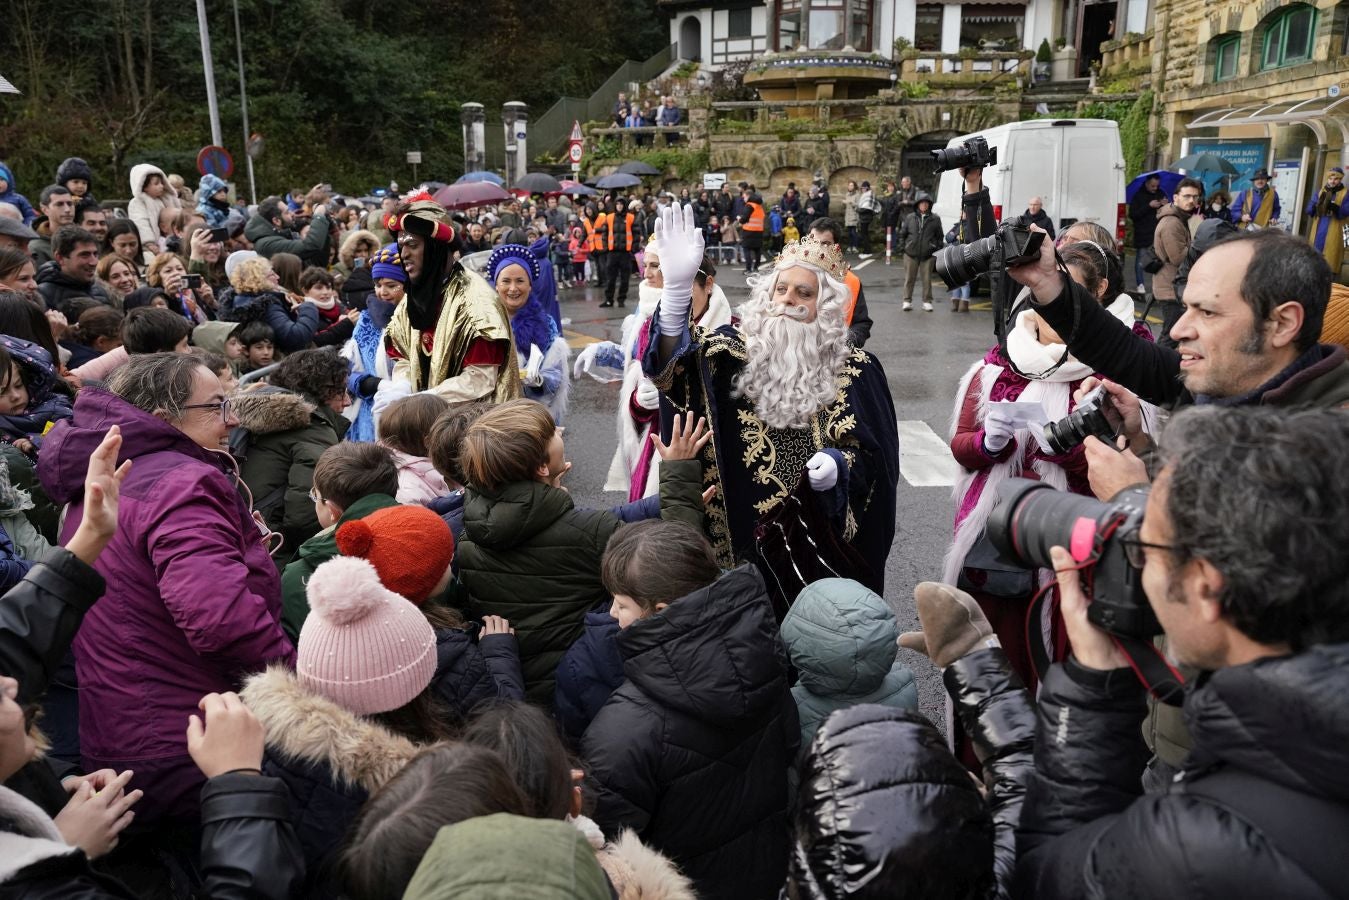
[1043,385,1119,455]
[986,478,1160,638]
[931,136,998,173]
[935,221,1044,289]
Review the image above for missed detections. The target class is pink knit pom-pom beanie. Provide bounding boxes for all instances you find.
[297,555,437,715]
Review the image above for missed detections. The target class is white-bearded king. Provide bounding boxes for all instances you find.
[644,204,899,605]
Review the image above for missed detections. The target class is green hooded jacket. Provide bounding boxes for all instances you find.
[403,814,611,900]
[279,492,401,640]
[457,459,704,705]
[780,577,918,753]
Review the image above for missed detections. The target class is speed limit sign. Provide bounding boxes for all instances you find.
[568,143,583,163]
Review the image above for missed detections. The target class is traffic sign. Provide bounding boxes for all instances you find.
[406,150,423,164]
[569,120,583,143]
[568,143,584,163]
[196,145,234,179]
[572,163,582,174]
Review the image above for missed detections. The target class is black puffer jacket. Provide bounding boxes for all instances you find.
[34,261,112,313]
[788,648,1034,900]
[430,627,526,728]
[583,565,798,900]
[219,289,320,353]
[1,774,304,900]
[1015,644,1349,900]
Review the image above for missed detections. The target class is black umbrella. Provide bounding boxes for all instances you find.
[1170,153,1239,176]
[595,172,642,189]
[514,172,564,194]
[617,160,662,176]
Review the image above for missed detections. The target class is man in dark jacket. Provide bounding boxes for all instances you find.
[1129,172,1168,290]
[1018,196,1055,239]
[1152,178,1202,347]
[898,194,943,311]
[882,175,917,262]
[1015,405,1349,900]
[35,226,112,312]
[244,195,332,267]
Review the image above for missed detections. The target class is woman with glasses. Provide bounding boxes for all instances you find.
[36,351,295,831]
[229,347,352,566]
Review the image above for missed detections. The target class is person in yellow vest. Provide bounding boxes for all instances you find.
[808,217,873,347]
[1229,169,1281,231]
[1306,166,1349,277]
[598,198,637,308]
[738,190,766,274]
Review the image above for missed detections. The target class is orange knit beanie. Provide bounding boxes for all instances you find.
[336,505,454,604]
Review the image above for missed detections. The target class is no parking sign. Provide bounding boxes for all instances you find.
[196,145,235,179]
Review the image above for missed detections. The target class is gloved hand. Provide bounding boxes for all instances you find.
[897,582,1000,668]
[654,203,705,336]
[982,408,1016,454]
[524,344,546,388]
[635,379,660,410]
[805,451,838,491]
[371,378,413,416]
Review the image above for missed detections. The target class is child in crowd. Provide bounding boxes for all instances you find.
[342,243,403,442]
[238,320,276,374]
[783,215,800,244]
[241,554,455,895]
[0,161,37,224]
[335,503,526,726]
[377,393,450,504]
[568,225,589,286]
[60,306,123,370]
[0,338,74,460]
[582,519,798,900]
[455,400,708,705]
[425,402,488,540]
[198,352,237,397]
[779,578,918,754]
[280,441,400,638]
[719,215,740,265]
[192,320,245,377]
[301,266,356,347]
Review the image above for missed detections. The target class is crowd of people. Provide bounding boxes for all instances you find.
[0,148,1346,900]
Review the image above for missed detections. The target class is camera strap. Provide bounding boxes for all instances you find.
[998,259,1079,382]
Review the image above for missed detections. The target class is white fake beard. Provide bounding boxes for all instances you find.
[735,295,850,430]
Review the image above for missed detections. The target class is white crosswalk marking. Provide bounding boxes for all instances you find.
[898,420,958,487]
[854,258,875,270]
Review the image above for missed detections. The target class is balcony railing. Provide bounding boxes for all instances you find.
[587,125,692,153]
[898,50,1032,88]
[1100,32,1154,78]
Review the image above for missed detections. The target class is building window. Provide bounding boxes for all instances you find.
[774,0,873,51]
[960,4,1025,51]
[728,7,752,39]
[1214,34,1240,81]
[1261,4,1316,69]
[914,3,943,51]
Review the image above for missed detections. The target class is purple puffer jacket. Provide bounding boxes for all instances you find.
[38,387,296,824]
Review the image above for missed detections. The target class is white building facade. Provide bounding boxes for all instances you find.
[666,0,1059,68]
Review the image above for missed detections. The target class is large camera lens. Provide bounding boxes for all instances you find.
[1043,403,1115,455]
[930,145,972,172]
[935,233,998,288]
[986,478,1112,570]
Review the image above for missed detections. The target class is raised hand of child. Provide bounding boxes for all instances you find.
[186,691,265,779]
[652,411,712,461]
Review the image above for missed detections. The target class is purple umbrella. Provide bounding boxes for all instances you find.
[433,182,512,210]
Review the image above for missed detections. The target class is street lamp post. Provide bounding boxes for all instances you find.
[195,0,223,148]
[231,0,257,204]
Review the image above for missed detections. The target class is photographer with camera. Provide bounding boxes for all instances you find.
[1010,406,1349,900]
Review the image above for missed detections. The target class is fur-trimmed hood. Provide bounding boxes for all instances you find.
[240,665,423,794]
[230,388,317,435]
[0,785,76,881]
[571,815,696,900]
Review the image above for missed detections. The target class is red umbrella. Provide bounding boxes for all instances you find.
[555,179,598,196]
[433,182,512,210]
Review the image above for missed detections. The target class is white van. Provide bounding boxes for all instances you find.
[931,119,1126,243]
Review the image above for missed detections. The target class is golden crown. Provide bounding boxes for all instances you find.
[774,234,848,280]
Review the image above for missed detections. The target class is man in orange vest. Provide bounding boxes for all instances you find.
[739,189,766,274]
[598,197,637,308]
[807,217,873,347]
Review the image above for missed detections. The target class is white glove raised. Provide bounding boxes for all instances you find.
[524,344,546,388]
[806,451,838,492]
[635,379,660,411]
[654,203,705,336]
[982,409,1016,454]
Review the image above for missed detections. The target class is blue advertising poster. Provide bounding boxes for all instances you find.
[1185,139,1271,197]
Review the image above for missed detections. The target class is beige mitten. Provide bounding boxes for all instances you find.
[897,581,999,668]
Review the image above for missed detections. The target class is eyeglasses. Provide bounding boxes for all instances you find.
[308,487,324,503]
[182,398,233,422]
[1118,536,1183,569]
